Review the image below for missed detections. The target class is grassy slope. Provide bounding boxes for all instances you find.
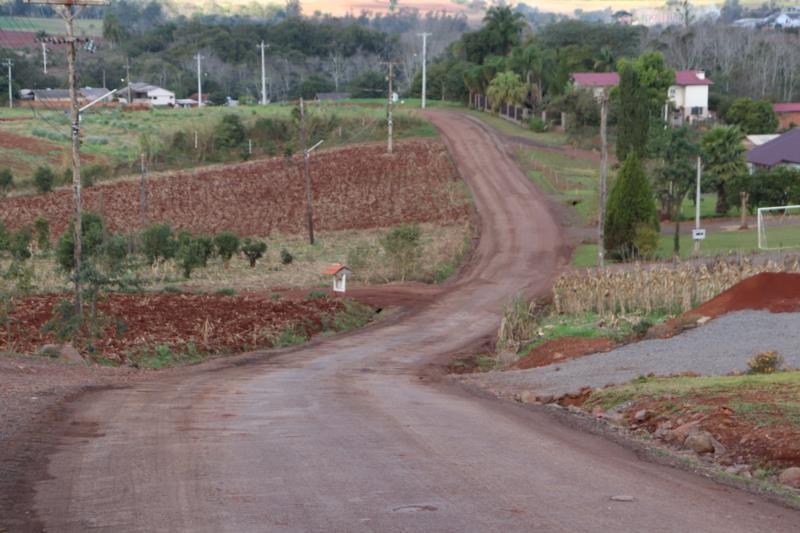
[0,16,102,36]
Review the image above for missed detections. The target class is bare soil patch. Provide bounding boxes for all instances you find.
[0,139,470,238]
[514,336,617,370]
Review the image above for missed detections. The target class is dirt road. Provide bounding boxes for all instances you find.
[11,111,799,532]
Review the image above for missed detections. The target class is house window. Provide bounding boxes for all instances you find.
[691,106,702,116]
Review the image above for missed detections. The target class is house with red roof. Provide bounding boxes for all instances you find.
[571,69,713,125]
[773,103,800,130]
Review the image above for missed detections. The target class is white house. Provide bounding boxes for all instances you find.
[122,82,175,107]
[774,12,800,27]
[667,71,713,125]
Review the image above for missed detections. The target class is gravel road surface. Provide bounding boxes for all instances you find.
[4,111,798,532]
[461,310,800,398]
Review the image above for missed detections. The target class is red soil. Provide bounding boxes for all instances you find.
[691,272,800,317]
[2,293,353,363]
[0,140,469,238]
[513,336,617,370]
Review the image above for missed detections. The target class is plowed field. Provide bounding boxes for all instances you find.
[2,292,351,363]
[0,140,469,238]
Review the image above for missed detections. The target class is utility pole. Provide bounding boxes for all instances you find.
[258,41,268,105]
[418,33,431,109]
[694,156,702,257]
[597,90,609,268]
[41,43,47,74]
[299,98,313,244]
[195,53,204,107]
[2,58,12,109]
[125,57,131,104]
[382,61,396,154]
[102,68,106,89]
[140,153,147,228]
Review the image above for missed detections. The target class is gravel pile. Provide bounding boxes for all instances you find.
[459,311,800,397]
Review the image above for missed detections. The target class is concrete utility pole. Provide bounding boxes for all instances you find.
[258,41,268,105]
[41,43,47,74]
[418,32,431,109]
[125,58,131,104]
[694,156,702,256]
[140,153,147,228]
[2,58,12,109]
[299,98,316,245]
[382,61,396,154]
[597,90,609,268]
[196,53,204,107]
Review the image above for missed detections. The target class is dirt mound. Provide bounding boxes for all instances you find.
[691,272,800,318]
[513,336,617,370]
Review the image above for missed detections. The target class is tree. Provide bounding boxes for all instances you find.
[214,114,246,149]
[241,238,267,267]
[141,223,177,265]
[483,5,527,56]
[175,236,205,279]
[56,213,106,271]
[33,165,55,193]
[615,62,649,160]
[285,0,302,18]
[724,98,779,134]
[629,52,675,118]
[214,231,240,265]
[0,168,12,196]
[102,13,127,47]
[486,71,526,112]
[700,126,747,215]
[720,0,743,22]
[604,152,659,258]
[382,223,422,282]
[34,217,50,252]
[348,70,385,98]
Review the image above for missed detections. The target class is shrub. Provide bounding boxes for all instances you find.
[632,224,658,258]
[0,168,13,195]
[56,212,106,271]
[0,221,9,251]
[9,226,33,260]
[141,223,177,264]
[195,235,215,267]
[747,351,784,374]
[175,236,205,279]
[241,238,267,267]
[306,290,328,300]
[604,152,659,259]
[214,231,240,264]
[81,163,110,188]
[529,116,547,132]
[33,165,55,193]
[381,223,422,282]
[215,114,246,149]
[216,287,236,296]
[34,217,50,251]
[280,248,294,265]
[97,234,129,272]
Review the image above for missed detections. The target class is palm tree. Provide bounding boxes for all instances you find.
[483,5,527,57]
[486,71,526,113]
[700,126,747,215]
[510,43,543,107]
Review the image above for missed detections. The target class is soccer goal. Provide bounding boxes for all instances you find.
[757,205,800,250]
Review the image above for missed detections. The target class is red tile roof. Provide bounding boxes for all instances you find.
[747,129,800,167]
[674,70,713,86]
[571,72,620,87]
[322,263,349,276]
[774,103,800,113]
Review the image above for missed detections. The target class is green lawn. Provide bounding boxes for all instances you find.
[676,193,740,220]
[462,108,568,147]
[0,16,102,36]
[572,223,800,267]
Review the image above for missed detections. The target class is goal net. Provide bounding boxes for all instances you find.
[757,205,800,250]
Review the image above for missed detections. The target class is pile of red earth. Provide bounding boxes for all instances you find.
[1,292,350,363]
[513,336,616,370]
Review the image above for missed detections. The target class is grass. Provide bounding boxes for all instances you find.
[677,193,739,220]
[0,222,473,294]
[0,16,102,36]
[571,223,800,267]
[462,108,568,147]
[585,371,800,413]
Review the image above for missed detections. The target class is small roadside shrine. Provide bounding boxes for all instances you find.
[322,263,352,294]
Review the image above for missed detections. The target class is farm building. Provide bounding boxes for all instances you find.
[774,103,800,130]
[122,83,175,107]
[189,93,210,105]
[30,87,114,108]
[747,128,800,171]
[571,70,713,124]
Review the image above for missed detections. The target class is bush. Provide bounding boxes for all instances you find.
[195,235,215,267]
[0,221,9,251]
[529,116,547,132]
[280,248,294,265]
[9,226,33,260]
[241,238,267,268]
[81,163,110,188]
[382,223,422,281]
[632,224,658,258]
[33,165,55,193]
[175,236,206,279]
[604,152,659,259]
[214,231,240,264]
[56,212,106,271]
[141,223,177,264]
[215,114,246,149]
[34,217,50,251]
[747,351,784,374]
[306,290,328,300]
[0,168,13,195]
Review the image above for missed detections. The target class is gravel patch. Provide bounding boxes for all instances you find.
[459,311,800,397]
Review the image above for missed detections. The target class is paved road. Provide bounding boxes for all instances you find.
[25,111,799,532]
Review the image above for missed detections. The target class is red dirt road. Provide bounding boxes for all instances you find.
[6,111,799,531]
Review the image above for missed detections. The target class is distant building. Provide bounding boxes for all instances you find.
[747,128,800,170]
[774,103,800,130]
[189,93,211,105]
[122,83,176,107]
[571,72,619,100]
[613,10,634,24]
[30,87,114,107]
[745,134,781,150]
[667,71,713,124]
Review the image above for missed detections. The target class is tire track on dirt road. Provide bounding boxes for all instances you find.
[10,110,800,532]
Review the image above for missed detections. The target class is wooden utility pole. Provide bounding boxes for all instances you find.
[382,61,396,154]
[299,98,314,244]
[2,58,12,109]
[597,90,609,268]
[125,57,131,104]
[140,153,147,228]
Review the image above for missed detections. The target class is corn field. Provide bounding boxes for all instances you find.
[554,256,800,317]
